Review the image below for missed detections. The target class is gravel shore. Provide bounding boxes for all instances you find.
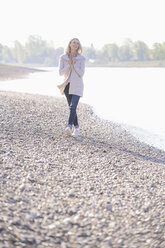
[0,91,165,248]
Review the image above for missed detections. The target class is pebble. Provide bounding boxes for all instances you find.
[19,183,25,192]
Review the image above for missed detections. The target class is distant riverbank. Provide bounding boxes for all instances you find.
[1,60,165,73]
[86,60,165,67]
[0,64,45,81]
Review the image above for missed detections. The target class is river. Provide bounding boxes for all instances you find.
[0,67,165,151]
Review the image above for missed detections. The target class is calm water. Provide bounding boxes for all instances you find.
[0,67,165,151]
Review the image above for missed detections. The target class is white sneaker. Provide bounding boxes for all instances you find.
[72,127,80,137]
[65,126,72,136]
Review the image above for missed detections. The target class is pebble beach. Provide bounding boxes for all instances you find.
[0,66,165,248]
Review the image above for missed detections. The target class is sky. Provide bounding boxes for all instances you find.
[1,0,165,49]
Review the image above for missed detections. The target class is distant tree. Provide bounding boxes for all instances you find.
[88,43,96,60]
[133,41,150,61]
[82,44,96,62]
[95,49,109,64]
[118,39,134,61]
[118,45,133,61]
[151,42,165,60]
[103,43,119,61]
[54,47,64,64]
[161,42,165,59]
[44,46,64,66]
[25,35,48,64]
[13,41,26,64]
[82,47,89,60]
[0,43,3,61]
[2,46,13,63]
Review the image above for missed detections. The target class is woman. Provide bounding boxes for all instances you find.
[58,38,85,137]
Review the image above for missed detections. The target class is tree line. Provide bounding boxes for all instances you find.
[0,36,165,66]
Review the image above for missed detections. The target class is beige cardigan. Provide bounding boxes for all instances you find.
[58,54,85,97]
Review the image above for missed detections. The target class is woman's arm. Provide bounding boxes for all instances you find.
[73,58,85,77]
[59,58,71,76]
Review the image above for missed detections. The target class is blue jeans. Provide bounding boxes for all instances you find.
[64,83,80,127]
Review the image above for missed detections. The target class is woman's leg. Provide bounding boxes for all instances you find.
[64,83,72,106]
[64,84,80,128]
[64,83,72,128]
[68,95,80,127]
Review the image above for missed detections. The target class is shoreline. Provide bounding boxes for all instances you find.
[86,60,165,68]
[0,63,45,81]
[0,90,165,247]
[1,63,165,73]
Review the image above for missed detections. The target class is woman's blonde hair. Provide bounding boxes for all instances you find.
[66,38,82,55]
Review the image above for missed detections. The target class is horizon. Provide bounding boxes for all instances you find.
[1,0,165,49]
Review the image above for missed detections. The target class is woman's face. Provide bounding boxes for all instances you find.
[70,39,79,52]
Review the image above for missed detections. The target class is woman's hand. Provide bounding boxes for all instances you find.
[72,57,76,64]
[68,57,76,66]
[68,59,72,66]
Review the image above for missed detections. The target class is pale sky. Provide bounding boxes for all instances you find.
[1,0,165,49]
